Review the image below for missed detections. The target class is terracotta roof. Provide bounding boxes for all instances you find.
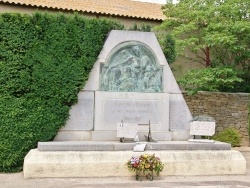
[0,0,165,20]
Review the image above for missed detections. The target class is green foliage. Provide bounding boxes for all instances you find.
[178,67,243,95]
[161,0,250,92]
[0,12,123,172]
[161,34,176,64]
[212,128,241,147]
[128,23,152,32]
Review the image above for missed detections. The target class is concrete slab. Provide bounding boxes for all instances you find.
[38,141,231,151]
[23,149,246,178]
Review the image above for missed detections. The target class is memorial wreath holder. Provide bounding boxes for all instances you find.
[126,154,164,181]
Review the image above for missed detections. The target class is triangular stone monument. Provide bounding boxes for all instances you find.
[24,30,246,179]
[54,30,192,141]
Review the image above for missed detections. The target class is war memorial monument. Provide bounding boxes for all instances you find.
[23,30,246,178]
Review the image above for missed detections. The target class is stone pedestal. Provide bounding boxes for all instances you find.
[24,148,246,178]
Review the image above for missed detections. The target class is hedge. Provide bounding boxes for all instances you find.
[0,12,123,172]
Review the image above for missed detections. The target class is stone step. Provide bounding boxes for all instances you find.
[38,141,231,151]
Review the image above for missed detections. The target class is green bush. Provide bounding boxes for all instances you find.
[0,12,123,172]
[212,128,241,147]
[161,34,176,65]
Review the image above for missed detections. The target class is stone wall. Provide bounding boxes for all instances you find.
[183,92,250,146]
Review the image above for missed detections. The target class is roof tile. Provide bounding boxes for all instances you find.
[0,0,165,20]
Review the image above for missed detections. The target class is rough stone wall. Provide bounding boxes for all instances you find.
[183,92,250,146]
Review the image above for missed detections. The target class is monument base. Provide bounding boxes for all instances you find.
[54,130,173,141]
[23,144,246,178]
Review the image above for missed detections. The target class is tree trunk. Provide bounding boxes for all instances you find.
[205,46,211,67]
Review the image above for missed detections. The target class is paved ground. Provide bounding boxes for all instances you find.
[1,147,250,188]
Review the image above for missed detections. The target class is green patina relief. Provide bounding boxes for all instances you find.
[100,42,163,92]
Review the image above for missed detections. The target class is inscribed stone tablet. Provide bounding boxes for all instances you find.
[105,100,161,124]
[117,123,138,138]
[94,91,169,131]
[190,121,215,136]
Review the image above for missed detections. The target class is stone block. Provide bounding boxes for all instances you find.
[37,141,231,151]
[91,130,172,141]
[53,131,91,141]
[91,131,119,141]
[59,91,94,131]
[172,131,192,141]
[169,94,192,131]
[23,149,246,178]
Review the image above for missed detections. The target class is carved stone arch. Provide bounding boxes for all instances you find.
[99,41,163,92]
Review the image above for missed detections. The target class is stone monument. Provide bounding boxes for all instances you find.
[54,30,192,142]
[23,30,246,178]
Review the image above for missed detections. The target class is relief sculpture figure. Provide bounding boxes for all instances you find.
[100,43,163,92]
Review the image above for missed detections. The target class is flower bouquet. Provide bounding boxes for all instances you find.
[126,154,164,181]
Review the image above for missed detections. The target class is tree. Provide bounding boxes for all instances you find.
[178,66,242,95]
[160,0,250,92]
